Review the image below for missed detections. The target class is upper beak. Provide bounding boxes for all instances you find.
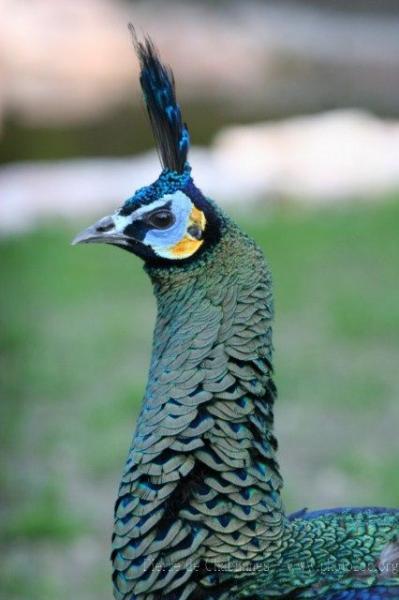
[72,215,122,246]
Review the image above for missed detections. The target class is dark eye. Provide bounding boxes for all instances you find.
[146,209,175,229]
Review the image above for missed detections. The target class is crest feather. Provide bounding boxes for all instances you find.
[129,24,190,174]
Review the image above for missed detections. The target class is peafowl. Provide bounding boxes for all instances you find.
[73,30,399,600]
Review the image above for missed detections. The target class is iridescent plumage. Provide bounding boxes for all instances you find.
[73,30,399,600]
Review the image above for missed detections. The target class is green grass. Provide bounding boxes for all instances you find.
[1,199,399,599]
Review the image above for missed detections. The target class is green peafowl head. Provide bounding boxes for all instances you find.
[73,27,221,265]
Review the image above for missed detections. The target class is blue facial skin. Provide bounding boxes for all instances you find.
[141,192,193,251]
[110,165,221,266]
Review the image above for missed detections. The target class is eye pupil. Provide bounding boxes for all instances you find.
[147,209,175,229]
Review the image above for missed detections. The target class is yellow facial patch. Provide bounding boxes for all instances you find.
[169,206,206,259]
[190,206,206,231]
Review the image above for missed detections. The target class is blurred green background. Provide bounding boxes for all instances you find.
[1,1,399,599]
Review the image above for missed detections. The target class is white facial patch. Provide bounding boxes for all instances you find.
[112,212,134,233]
[110,199,174,234]
[113,193,192,237]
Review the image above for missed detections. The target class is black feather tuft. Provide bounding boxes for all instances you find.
[129,24,190,173]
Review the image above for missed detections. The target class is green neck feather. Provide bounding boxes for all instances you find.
[111,214,399,600]
[112,216,287,599]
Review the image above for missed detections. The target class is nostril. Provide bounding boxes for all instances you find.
[96,217,114,233]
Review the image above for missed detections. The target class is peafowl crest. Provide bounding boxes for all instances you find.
[131,26,190,175]
[73,28,399,600]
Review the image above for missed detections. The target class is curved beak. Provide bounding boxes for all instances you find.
[72,214,129,248]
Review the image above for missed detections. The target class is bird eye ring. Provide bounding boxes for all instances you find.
[145,209,176,230]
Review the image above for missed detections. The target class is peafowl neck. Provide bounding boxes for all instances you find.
[112,216,287,599]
